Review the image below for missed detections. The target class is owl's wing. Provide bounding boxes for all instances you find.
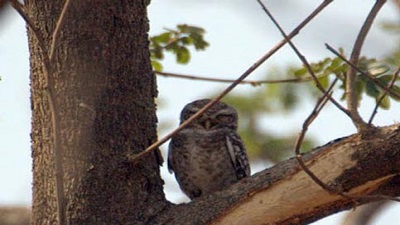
[167,140,176,174]
[226,134,251,179]
[167,134,184,174]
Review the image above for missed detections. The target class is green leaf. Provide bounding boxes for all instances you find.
[318,76,330,89]
[149,24,209,68]
[389,86,400,101]
[190,32,209,50]
[331,57,342,68]
[178,24,205,34]
[377,95,390,109]
[368,62,390,76]
[151,32,171,44]
[293,67,307,77]
[176,47,190,64]
[151,60,163,71]
[365,80,380,98]
[180,36,193,45]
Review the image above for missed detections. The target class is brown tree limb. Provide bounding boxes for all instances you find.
[155,70,328,85]
[152,124,400,225]
[346,0,387,132]
[131,0,333,163]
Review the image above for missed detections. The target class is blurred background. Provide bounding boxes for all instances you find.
[1,0,400,224]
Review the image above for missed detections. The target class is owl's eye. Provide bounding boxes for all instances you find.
[216,114,234,123]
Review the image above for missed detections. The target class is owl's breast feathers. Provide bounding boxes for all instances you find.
[168,128,250,198]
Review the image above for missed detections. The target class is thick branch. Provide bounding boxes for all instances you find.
[153,124,400,225]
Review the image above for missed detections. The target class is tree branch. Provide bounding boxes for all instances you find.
[155,71,328,86]
[153,124,400,225]
[346,0,387,132]
[49,0,71,61]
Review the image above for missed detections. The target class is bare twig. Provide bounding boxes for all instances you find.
[368,67,400,124]
[326,44,400,100]
[256,0,351,118]
[10,1,73,225]
[49,0,71,61]
[155,70,328,85]
[293,78,352,198]
[130,0,334,162]
[345,0,387,131]
[10,0,50,68]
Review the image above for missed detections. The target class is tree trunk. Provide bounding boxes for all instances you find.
[27,1,165,224]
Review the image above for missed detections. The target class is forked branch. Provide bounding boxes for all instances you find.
[345,0,387,131]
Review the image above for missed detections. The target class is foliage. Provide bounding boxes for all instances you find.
[293,54,400,109]
[149,24,209,71]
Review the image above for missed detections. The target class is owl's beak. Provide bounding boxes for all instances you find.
[203,119,217,130]
[204,120,211,130]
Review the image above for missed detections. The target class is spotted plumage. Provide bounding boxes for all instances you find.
[168,99,251,199]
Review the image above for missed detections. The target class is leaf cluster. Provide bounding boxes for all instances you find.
[293,54,400,109]
[149,24,209,71]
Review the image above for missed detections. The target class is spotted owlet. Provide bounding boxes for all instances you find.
[168,99,251,199]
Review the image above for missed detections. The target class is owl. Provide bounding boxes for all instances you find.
[168,99,251,199]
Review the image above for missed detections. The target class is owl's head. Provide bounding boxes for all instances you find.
[180,99,238,130]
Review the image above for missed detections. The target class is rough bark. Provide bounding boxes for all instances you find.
[153,124,400,225]
[27,1,165,224]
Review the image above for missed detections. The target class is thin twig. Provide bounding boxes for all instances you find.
[326,44,400,100]
[10,0,50,67]
[155,70,328,85]
[130,0,334,162]
[368,67,400,124]
[10,1,71,225]
[49,0,71,61]
[293,78,352,198]
[345,0,387,131]
[256,0,351,118]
